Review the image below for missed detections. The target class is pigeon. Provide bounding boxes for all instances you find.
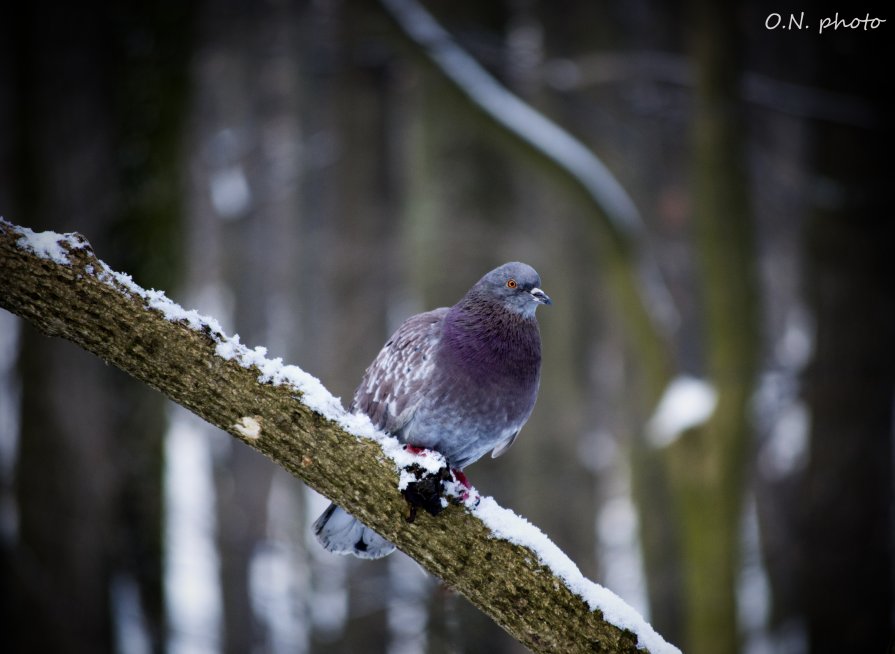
[313,261,551,559]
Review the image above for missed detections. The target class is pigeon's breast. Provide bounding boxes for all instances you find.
[400,311,541,468]
[406,375,538,468]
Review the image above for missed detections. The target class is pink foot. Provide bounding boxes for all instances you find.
[451,469,478,503]
[403,444,428,456]
[451,469,471,489]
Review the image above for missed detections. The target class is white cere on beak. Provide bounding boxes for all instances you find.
[530,288,552,305]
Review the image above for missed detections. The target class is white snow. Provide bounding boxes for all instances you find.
[250,474,311,653]
[738,496,772,654]
[759,401,810,479]
[304,490,350,637]
[387,554,430,654]
[9,220,679,653]
[776,307,814,369]
[647,375,718,447]
[110,574,152,654]
[210,165,252,219]
[598,495,649,618]
[12,222,89,264]
[165,409,222,654]
[105,269,230,339]
[0,311,21,484]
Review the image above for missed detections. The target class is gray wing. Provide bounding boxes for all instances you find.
[351,307,448,436]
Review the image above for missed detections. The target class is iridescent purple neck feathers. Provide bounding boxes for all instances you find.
[442,295,541,386]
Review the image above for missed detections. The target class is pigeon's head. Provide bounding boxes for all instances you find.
[473,262,552,316]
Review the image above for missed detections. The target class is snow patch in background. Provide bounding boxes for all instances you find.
[165,409,222,654]
[0,312,21,483]
[248,472,311,654]
[210,165,252,219]
[760,402,810,479]
[776,305,814,369]
[387,553,430,654]
[304,490,349,638]
[111,574,152,654]
[755,305,814,481]
[598,495,649,620]
[647,375,718,447]
[738,496,773,654]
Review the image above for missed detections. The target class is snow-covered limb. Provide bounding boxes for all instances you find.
[0,219,679,654]
[12,220,447,480]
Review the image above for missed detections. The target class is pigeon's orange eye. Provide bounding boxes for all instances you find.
[506,279,517,289]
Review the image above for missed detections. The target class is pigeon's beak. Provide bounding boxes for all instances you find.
[530,287,552,305]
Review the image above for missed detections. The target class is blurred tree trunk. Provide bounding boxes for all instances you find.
[793,26,892,653]
[746,2,893,648]
[106,7,194,652]
[659,2,758,653]
[797,152,893,653]
[630,428,683,645]
[186,0,306,651]
[0,2,192,652]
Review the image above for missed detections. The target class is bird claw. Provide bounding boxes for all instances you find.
[448,468,480,505]
[400,463,451,522]
[399,460,481,521]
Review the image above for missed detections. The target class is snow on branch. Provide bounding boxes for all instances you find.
[0,219,679,654]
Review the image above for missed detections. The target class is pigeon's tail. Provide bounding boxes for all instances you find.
[312,503,396,560]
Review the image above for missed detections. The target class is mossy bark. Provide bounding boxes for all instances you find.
[0,220,667,654]
[662,2,758,652]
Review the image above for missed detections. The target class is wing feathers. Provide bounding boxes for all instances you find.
[351,308,447,435]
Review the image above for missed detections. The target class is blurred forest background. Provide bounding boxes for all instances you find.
[0,0,890,653]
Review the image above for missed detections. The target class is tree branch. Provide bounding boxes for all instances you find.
[0,219,678,654]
